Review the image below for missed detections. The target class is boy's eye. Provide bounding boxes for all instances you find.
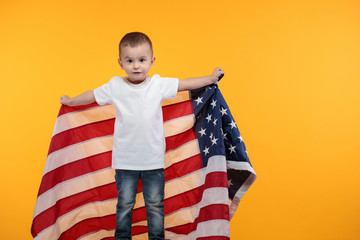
[140,59,145,62]
[127,59,132,63]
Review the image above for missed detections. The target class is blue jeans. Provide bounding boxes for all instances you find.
[114,169,165,240]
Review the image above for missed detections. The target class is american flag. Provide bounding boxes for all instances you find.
[31,79,256,240]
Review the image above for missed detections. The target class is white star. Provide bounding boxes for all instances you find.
[203,147,210,155]
[194,97,203,105]
[213,118,218,126]
[238,135,243,142]
[209,132,214,139]
[220,107,228,116]
[228,179,233,187]
[211,137,218,146]
[198,128,206,137]
[228,144,236,154]
[229,120,237,129]
[210,99,217,109]
[206,114,212,123]
[223,132,228,140]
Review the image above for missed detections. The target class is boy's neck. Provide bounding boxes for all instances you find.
[125,76,148,85]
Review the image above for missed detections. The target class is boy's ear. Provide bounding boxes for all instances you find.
[118,58,124,69]
[150,56,156,68]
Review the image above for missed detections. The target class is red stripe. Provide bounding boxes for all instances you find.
[58,102,99,117]
[131,226,148,236]
[165,154,203,182]
[162,100,193,122]
[203,171,228,188]
[196,204,230,223]
[165,223,192,235]
[48,119,115,155]
[38,151,112,196]
[165,204,230,236]
[58,214,116,240]
[165,128,197,152]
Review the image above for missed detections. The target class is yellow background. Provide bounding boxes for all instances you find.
[1,0,359,239]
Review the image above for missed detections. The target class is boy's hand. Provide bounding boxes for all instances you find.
[211,67,224,83]
[59,91,95,106]
[60,95,71,105]
[178,68,224,91]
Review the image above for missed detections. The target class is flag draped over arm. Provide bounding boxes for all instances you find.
[31,81,256,240]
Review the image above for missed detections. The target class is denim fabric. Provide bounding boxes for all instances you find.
[114,169,165,240]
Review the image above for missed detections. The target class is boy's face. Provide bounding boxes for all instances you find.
[118,43,155,84]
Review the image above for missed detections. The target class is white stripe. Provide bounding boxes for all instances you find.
[165,219,230,240]
[44,136,113,175]
[33,168,115,218]
[226,160,256,175]
[165,140,199,168]
[161,90,190,107]
[195,219,230,238]
[53,105,116,136]
[205,155,228,173]
[133,233,148,240]
[164,114,195,137]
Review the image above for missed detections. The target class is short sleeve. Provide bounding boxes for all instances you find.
[155,75,179,100]
[93,77,116,105]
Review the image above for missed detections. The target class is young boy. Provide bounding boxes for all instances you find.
[60,32,224,240]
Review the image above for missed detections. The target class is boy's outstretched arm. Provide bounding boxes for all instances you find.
[178,67,224,91]
[60,90,96,106]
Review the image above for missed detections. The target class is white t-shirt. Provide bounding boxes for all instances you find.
[93,74,179,170]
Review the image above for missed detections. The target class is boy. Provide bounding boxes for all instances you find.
[60,32,224,240]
